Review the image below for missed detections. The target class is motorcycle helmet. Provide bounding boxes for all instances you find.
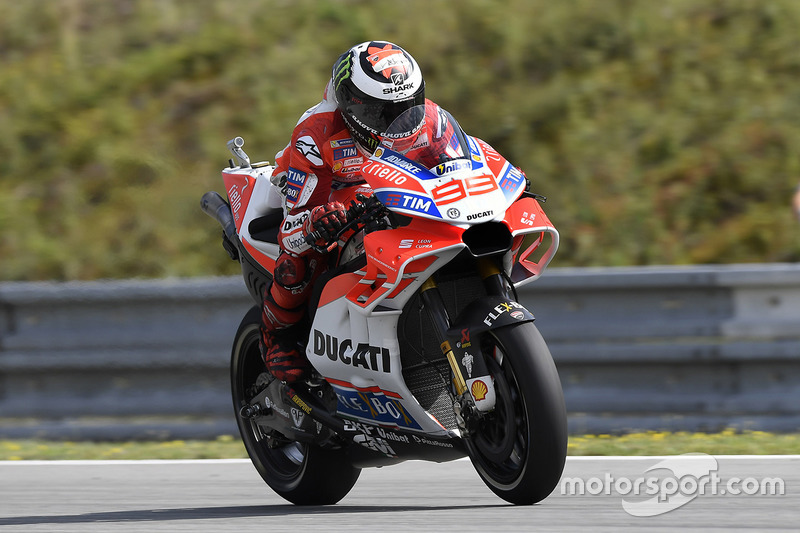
[332,41,426,153]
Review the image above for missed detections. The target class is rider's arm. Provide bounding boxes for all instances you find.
[273,125,337,256]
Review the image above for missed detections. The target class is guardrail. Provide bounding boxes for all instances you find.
[1,263,799,439]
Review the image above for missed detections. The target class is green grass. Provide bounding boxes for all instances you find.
[567,429,800,456]
[3,0,800,281]
[2,430,798,460]
[0,435,246,461]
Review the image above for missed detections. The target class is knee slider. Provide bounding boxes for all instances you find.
[274,253,309,290]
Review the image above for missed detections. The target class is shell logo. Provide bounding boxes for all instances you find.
[471,380,488,401]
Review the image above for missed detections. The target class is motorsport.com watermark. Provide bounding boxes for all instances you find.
[560,453,785,517]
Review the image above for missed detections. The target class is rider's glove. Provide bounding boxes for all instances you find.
[347,193,370,218]
[303,201,348,247]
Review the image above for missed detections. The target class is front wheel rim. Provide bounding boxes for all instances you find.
[467,342,530,487]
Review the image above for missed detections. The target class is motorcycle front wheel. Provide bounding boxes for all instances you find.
[230,306,361,505]
[465,321,567,505]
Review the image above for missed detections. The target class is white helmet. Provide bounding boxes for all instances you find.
[331,41,426,152]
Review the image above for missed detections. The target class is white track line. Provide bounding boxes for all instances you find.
[567,455,800,460]
[1,456,799,466]
[0,459,252,466]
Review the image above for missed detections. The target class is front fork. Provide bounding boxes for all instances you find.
[419,257,506,433]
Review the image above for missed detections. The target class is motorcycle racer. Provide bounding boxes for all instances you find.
[262,41,460,382]
[204,42,567,504]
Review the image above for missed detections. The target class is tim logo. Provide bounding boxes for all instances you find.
[383,193,402,207]
[498,165,526,198]
[375,191,441,217]
[333,146,358,160]
[286,167,308,207]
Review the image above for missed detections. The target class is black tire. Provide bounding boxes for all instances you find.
[465,321,567,505]
[230,306,361,505]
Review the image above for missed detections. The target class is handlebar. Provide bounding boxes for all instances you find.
[202,189,384,257]
[303,194,386,253]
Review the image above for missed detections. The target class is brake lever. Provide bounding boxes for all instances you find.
[304,230,337,253]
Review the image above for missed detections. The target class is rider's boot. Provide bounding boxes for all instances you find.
[260,323,311,383]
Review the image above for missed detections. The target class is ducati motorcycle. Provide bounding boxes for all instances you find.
[201,105,567,505]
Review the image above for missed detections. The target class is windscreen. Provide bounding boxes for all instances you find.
[379,104,471,170]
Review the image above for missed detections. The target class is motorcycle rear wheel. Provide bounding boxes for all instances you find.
[465,321,567,505]
[231,306,361,505]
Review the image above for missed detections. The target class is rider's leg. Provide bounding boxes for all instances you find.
[260,250,326,382]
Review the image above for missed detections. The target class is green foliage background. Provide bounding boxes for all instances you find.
[1,0,799,280]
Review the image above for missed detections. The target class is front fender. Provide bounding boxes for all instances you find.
[442,296,535,413]
[446,296,535,339]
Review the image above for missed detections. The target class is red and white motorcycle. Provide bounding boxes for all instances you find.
[201,105,567,506]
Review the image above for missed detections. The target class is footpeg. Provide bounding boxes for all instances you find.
[240,402,271,419]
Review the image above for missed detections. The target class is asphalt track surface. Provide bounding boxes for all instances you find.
[0,456,797,532]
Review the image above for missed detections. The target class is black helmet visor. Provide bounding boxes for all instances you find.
[344,89,426,138]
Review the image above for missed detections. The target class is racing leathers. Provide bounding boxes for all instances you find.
[261,84,459,382]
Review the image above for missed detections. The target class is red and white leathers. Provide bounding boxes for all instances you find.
[261,81,456,381]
